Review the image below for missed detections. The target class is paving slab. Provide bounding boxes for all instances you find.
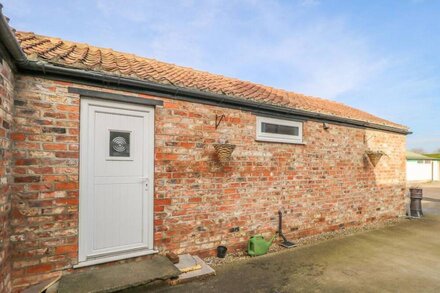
[174,254,202,273]
[170,255,215,285]
[58,255,180,293]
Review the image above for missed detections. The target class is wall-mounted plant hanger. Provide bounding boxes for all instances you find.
[213,142,236,164]
[215,114,225,129]
[365,150,387,167]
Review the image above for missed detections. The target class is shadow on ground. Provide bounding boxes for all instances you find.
[127,188,440,293]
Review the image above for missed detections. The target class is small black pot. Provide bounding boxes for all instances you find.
[217,246,227,258]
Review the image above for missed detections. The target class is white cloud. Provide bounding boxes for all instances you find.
[242,18,388,98]
[92,0,385,100]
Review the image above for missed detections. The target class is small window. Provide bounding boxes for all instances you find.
[256,116,303,144]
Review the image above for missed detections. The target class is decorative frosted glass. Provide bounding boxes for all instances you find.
[109,131,130,157]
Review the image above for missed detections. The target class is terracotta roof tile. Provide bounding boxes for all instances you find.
[15,31,407,131]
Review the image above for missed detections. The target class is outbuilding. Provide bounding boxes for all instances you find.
[0,9,410,291]
[406,151,440,182]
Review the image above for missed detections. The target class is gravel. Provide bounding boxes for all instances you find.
[204,217,404,267]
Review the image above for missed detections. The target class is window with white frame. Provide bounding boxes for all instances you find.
[256,116,303,144]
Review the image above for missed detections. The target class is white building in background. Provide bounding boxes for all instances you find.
[406,151,440,182]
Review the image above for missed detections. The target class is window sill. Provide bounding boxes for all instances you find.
[256,139,307,145]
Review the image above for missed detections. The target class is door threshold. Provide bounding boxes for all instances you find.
[74,249,158,269]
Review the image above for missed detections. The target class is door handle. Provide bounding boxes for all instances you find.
[139,177,149,188]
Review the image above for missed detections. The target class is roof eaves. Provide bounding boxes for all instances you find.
[0,5,27,63]
[17,58,411,135]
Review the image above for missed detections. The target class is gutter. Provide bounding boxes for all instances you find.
[0,6,411,135]
[20,61,411,135]
[0,4,27,63]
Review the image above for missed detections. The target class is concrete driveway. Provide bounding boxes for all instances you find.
[131,186,440,293]
[417,183,440,216]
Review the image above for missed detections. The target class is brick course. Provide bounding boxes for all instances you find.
[9,75,406,290]
[0,57,14,292]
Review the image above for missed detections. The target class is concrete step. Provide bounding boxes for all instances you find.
[57,255,180,293]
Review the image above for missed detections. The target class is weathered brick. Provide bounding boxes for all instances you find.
[15,158,39,166]
[42,127,66,134]
[55,244,77,255]
[7,75,407,292]
[0,58,14,293]
[10,133,25,142]
[14,176,40,183]
[42,143,67,151]
[54,182,78,190]
[26,263,53,274]
[56,105,78,112]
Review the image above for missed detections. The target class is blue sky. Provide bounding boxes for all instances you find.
[4,0,440,152]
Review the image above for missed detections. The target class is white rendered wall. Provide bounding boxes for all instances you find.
[406,160,433,182]
[433,161,440,181]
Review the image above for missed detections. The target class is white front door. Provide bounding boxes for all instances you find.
[79,98,155,265]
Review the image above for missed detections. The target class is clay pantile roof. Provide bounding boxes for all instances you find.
[15,31,407,131]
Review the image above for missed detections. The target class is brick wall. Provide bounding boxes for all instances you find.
[154,100,407,254]
[10,75,406,290]
[11,77,79,290]
[0,57,14,292]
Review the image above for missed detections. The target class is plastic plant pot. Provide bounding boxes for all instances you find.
[217,246,227,258]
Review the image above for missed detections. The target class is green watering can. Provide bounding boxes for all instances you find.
[247,233,277,256]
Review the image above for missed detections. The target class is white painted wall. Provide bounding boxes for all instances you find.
[433,161,440,181]
[407,160,438,182]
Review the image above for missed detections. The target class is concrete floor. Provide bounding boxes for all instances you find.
[130,187,440,293]
[57,255,179,293]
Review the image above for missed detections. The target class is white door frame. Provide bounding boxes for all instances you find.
[77,97,156,267]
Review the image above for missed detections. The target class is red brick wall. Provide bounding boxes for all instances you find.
[154,100,406,254]
[10,77,78,290]
[10,75,406,290]
[0,57,14,292]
